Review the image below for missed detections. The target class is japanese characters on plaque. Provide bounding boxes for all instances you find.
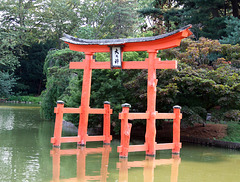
[110,46,122,68]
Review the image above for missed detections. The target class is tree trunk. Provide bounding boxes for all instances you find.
[231,0,239,18]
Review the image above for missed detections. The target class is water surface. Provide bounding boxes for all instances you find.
[0,104,240,182]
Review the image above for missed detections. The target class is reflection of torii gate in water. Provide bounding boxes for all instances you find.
[50,146,111,182]
[117,155,181,182]
[51,25,192,157]
[50,147,180,182]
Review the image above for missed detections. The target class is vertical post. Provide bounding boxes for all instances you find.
[103,101,111,144]
[145,50,158,156]
[120,103,132,158]
[171,154,181,182]
[52,148,60,182]
[53,100,64,147]
[172,105,181,154]
[78,52,94,146]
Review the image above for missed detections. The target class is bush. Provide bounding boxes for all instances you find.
[223,122,240,143]
[7,96,41,103]
[41,49,84,120]
[223,110,240,122]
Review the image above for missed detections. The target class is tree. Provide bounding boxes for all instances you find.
[220,16,240,45]
[106,0,139,38]
[76,0,140,39]
[14,40,57,95]
[139,0,240,39]
[138,0,176,34]
[41,49,84,119]
[40,0,82,48]
[0,72,16,98]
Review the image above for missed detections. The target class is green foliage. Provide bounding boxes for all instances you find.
[14,40,56,95]
[223,110,240,122]
[41,49,84,120]
[138,0,176,34]
[140,0,239,40]
[161,38,240,69]
[0,31,20,72]
[43,49,84,75]
[0,72,16,97]
[124,39,240,126]
[181,106,207,127]
[223,122,240,143]
[7,96,41,104]
[220,17,240,45]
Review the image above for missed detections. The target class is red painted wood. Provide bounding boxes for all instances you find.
[172,107,181,154]
[65,28,192,53]
[62,107,81,114]
[119,106,132,157]
[103,103,112,144]
[70,60,177,70]
[88,108,105,114]
[86,135,105,142]
[78,53,94,146]
[52,102,64,147]
[119,113,149,120]
[155,113,175,119]
[145,51,157,156]
[155,143,175,150]
[60,137,80,143]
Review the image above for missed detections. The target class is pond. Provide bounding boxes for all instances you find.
[0,103,240,182]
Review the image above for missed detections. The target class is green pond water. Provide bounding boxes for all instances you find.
[0,104,240,182]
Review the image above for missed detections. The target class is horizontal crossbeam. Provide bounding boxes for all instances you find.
[51,135,113,144]
[86,135,105,141]
[51,136,79,144]
[119,112,182,120]
[117,143,181,153]
[54,107,112,114]
[69,60,177,70]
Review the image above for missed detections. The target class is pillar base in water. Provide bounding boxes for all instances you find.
[172,152,180,155]
[146,154,155,157]
[119,155,128,158]
[103,143,111,145]
[52,145,60,148]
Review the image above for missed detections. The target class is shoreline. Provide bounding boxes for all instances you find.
[181,136,240,150]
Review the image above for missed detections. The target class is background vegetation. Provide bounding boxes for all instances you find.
[1,0,240,133]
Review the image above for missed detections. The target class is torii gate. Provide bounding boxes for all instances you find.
[51,25,192,157]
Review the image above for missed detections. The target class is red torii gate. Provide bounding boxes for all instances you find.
[51,25,192,157]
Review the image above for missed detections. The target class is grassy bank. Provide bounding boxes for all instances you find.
[7,96,41,104]
[222,122,240,143]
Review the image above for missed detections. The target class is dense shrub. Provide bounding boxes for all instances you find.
[41,49,84,119]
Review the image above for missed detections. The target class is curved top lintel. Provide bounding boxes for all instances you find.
[62,25,192,53]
